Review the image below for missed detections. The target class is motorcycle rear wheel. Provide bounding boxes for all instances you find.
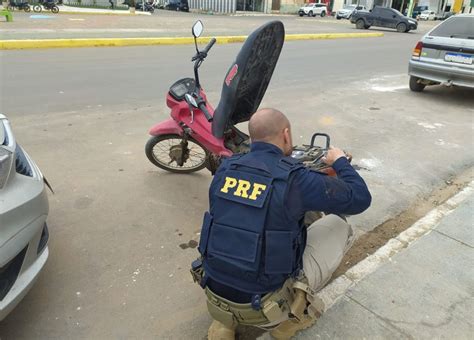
[145,134,208,173]
[51,5,59,13]
[33,5,42,12]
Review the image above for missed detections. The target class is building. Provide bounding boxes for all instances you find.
[187,0,307,13]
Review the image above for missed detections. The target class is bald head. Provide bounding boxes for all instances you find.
[249,108,290,143]
[249,108,293,156]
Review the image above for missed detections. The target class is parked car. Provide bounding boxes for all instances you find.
[408,14,474,92]
[0,114,49,320]
[164,0,188,11]
[336,4,365,19]
[412,5,428,18]
[298,3,327,17]
[419,10,436,20]
[351,6,418,33]
[435,11,454,20]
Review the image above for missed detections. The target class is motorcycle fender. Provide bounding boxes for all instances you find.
[149,119,183,136]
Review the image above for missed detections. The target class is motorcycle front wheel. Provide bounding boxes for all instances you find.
[33,5,42,12]
[51,5,59,13]
[145,134,208,173]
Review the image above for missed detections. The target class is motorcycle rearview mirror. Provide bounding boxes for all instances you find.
[192,20,204,39]
[185,93,198,108]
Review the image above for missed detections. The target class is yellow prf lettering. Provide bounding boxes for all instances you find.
[221,177,237,193]
[249,183,267,200]
[234,180,251,198]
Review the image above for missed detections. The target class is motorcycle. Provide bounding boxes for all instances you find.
[135,1,155,12]
[145,20,342,175]
[7,1,31,12]
[33,0,59,13]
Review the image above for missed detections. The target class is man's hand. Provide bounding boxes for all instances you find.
[322,146,346,166]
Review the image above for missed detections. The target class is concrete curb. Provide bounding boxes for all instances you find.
[56,11,151,16]
[0,32,383,50]
[315,180,474,313]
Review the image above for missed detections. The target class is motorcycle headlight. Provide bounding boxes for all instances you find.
[0,147,13,190]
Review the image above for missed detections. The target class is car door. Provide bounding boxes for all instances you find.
[382,8,398,28]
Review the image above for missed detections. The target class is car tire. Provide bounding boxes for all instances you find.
[409,76,426,92]
[299,12,304,17]
[336,15,341,20]
[320,11,326,17]
[308,11,313,17]
[397,23,407,33]
[356,19,365,29]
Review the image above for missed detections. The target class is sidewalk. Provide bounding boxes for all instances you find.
[57,4,151,15]
[297,184,474,339]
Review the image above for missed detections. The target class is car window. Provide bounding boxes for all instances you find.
[429,17,474,39]
[316,4,326,7]
[380,9,393,18]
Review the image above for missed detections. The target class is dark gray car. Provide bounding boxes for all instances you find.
[351,6,418,32]
[408,14,474,92]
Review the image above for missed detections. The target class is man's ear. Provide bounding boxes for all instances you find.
[283,127,291,144]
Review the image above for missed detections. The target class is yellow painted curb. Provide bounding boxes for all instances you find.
[0,33,383,50]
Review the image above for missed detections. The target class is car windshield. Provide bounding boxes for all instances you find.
[429,17,474,39]
[391,8,403,16]
[421,10,430,14]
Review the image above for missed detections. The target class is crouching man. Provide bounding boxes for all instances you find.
[191,108,371,339]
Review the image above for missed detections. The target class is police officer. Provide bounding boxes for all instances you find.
[193,108,371,339]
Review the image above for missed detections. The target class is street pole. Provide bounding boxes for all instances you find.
[407,0,414,17]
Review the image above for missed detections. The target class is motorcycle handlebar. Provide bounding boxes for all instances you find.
[203,38,217,54]
[199,103,213,122]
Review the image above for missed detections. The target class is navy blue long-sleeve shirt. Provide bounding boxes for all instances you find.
[206,141,371,301]
[210,142,372,218]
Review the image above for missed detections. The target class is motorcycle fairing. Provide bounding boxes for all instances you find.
[212,21,285,138]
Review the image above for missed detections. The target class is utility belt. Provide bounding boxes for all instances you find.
[191,259,324,329]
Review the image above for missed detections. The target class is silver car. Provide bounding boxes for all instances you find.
[0,114,49,320]
[336,5,365,20]
[408,14,474,92]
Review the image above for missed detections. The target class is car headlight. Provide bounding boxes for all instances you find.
[0,147,13,190]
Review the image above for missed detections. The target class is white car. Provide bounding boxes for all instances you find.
[419,10,436,20]
[298,3,327,17]
[0,114,49,320]
[336,5,365,19]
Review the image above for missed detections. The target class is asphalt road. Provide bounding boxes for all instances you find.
[0,24,473,338]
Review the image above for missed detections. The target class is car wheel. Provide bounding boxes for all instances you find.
[299,12,304,17]
[320,11,326,17]
[409,76,426,92]
[397,23,407,33]
[308,11,313,17]
[336,15,341,20]
[356,19,365,29]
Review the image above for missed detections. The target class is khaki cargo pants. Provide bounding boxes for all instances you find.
[303,214,354,292]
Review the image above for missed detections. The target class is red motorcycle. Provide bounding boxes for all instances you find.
[146,20,340,175]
